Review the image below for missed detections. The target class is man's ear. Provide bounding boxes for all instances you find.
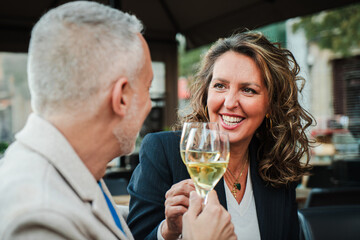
[112,77,131,117]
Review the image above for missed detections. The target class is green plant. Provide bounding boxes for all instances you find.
[292,2,360,56]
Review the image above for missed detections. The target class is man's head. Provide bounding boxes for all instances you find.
[28,1,144,118]
[28,1,153,157]
[112,34,153,155]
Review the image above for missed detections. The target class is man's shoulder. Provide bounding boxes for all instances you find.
[0,142,88,231]
[1,149,61,202]
[0,141,51,184]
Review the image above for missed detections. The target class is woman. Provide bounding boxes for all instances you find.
[126,31,313,240]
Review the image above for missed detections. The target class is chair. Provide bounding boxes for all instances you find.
[306,165,334,188]
[304,187,360,208]
[116,205,129,221]
[103,178,128,196]
[298,206,360,240]
[332,160,360,187]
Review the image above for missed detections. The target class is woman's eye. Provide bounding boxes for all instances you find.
[213,83,225,89]
[243,87,257,94]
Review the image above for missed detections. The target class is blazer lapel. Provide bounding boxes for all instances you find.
[250,138,285,240]
[92,180,131,240]
[215,178,227,209]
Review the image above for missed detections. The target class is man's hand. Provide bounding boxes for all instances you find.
[161,179,195,240]
[182,190,237,240]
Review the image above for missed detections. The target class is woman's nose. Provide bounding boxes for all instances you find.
[223,91,239,109]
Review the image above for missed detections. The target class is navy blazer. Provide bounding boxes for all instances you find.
[127,131,299,240]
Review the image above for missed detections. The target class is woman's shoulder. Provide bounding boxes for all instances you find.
[140,131,182,153]
[143,130,182,143]
[140,131,183,167]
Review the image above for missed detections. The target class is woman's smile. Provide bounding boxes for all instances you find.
[220,114,245,129]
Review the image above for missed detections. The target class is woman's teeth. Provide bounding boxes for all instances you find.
[222,115,243,126]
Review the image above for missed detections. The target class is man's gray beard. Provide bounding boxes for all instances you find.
[113,126,137,156]
[113,96,141,156]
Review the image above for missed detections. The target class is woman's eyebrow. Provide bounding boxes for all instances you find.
[211,77,229,83]
[212,77,261,88]
[241,82,261,88]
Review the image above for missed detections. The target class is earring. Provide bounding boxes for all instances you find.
[204,105,209,120]
[266,113,273,129]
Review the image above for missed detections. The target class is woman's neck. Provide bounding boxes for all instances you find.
[228,138,252,173]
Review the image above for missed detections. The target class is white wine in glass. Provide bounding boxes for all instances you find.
[183,124,229,203]
[180,122,219,164]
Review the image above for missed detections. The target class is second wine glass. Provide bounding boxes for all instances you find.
[183,123,229,203]
[180,122,219,164]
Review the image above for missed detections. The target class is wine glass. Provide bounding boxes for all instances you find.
[180,122,219,164]
[182,123,229,203]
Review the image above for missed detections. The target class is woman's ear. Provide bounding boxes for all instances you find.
[112,77,131,117]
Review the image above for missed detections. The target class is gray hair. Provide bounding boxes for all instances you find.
[28,1,144,117]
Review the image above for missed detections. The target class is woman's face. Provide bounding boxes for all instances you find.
[207,51,269,146]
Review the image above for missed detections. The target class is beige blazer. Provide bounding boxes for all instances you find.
[0,114,133,240]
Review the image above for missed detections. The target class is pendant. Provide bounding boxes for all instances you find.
[231,189,237,197]
[234,182,241,190]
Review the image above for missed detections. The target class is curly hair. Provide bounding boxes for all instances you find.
[178,31,314,187]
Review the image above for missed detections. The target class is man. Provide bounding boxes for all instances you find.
[0,1,236,240]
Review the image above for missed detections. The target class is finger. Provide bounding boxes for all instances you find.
[222,222,236,240]
[165,180,195,198]
[174,179,195,192]
[165,205,188,218]
[205,190,220,205]
[187,191,203,218]
[165,179,193,198]
[165,195,190,208]
[183,178,195,185]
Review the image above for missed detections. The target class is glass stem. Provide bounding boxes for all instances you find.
[203,192,210,204]
[195,185,210,204]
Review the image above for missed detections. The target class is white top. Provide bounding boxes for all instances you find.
[224,166,261,240]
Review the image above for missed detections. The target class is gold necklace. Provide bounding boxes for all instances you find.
[227,161,247,198]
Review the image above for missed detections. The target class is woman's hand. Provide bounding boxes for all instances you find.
[161,179,195,240]
[182,191,237,240]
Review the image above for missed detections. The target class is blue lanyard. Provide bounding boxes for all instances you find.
[98,181,125,234]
